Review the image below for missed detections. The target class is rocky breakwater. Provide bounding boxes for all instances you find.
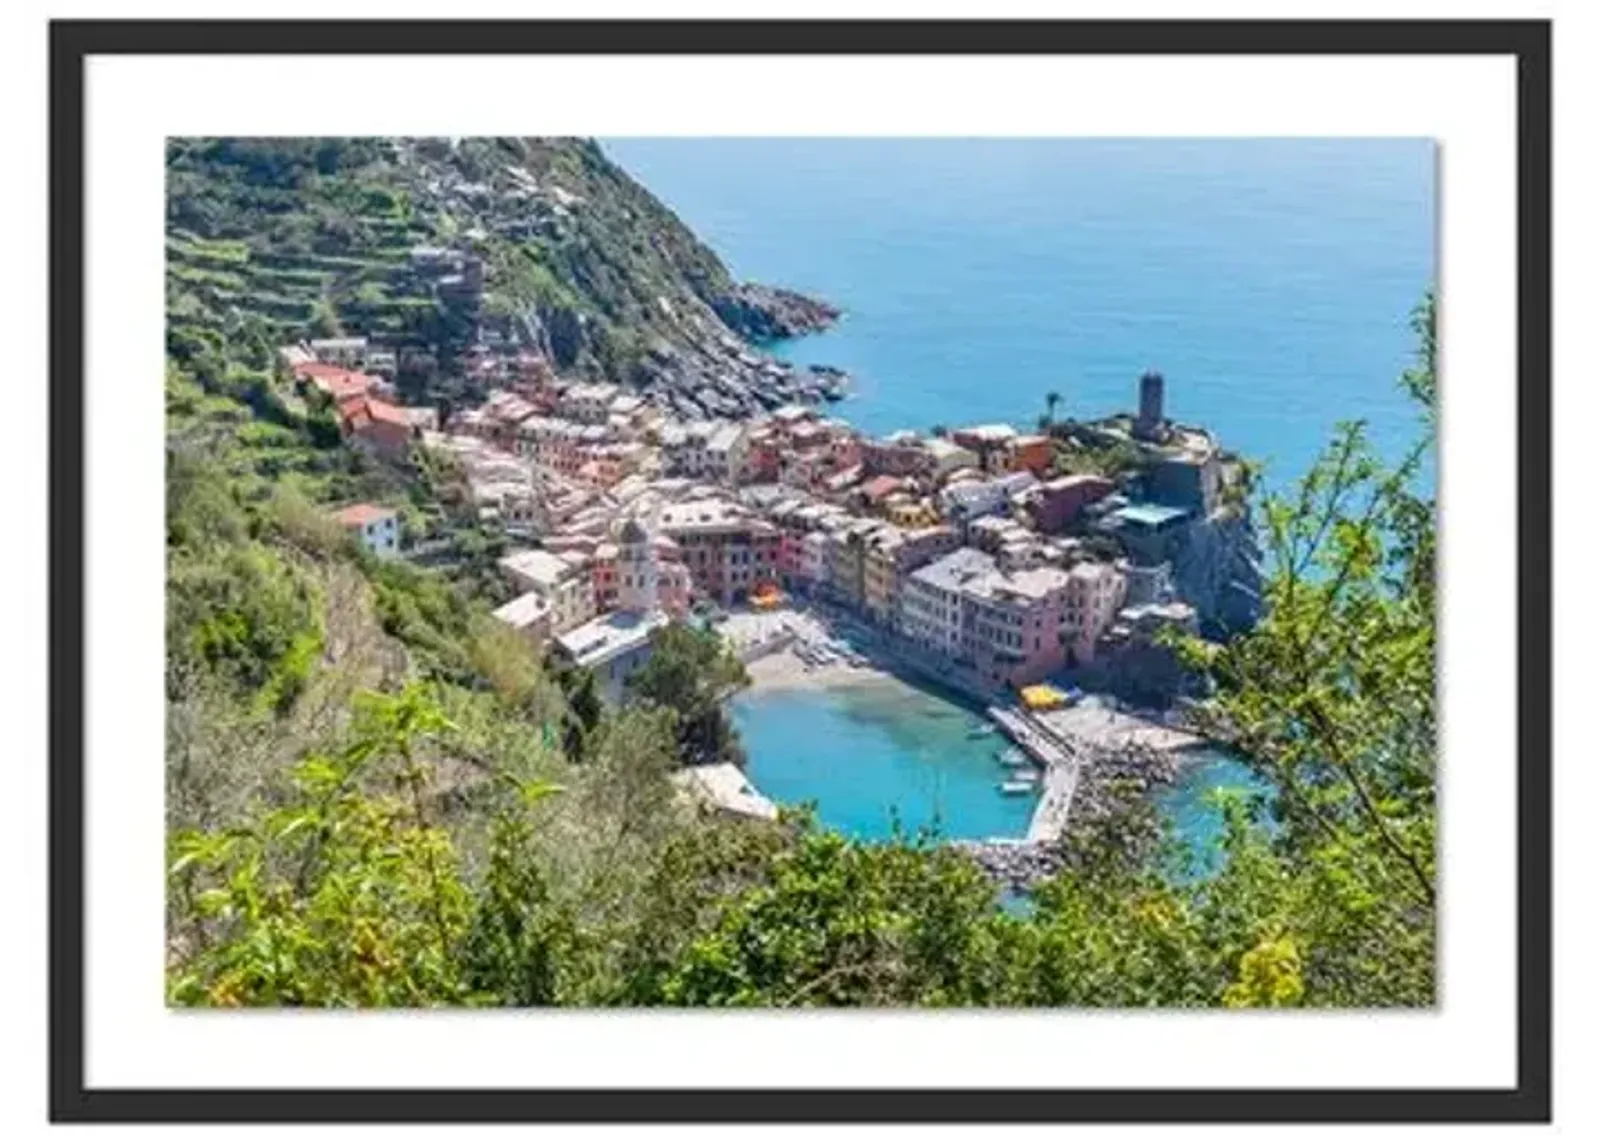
[1067,740,1183,828]
[955,839,1067,895]
[957,740,1187,894]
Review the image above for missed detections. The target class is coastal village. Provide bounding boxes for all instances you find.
[284,318,1258,878]
[157,136,1439,1011]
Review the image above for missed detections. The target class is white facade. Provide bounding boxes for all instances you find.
[923,438,980,480]
[499,549,597,636]
[335,505,400,559]
[615,520,659,613]
[704,423,748,485]
[799,532,829,587]
[556,610,670,704]
[558,382,622,424]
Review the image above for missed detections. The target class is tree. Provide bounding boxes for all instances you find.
[167,687,499,1006]
[557,664,604,763]
[625,621,750,768]
[310,296,343,339]
[1176,289,1438,1004]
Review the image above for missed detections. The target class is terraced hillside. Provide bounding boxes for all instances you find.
[165,137,838,410]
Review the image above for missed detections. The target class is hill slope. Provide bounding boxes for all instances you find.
[166,136,839,411]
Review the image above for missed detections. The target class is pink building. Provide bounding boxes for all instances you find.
[902,548,1074,690]
[1062,561,1128,665]
[590,542,620,613]
[776,532,807,584]
[658,498,781,605]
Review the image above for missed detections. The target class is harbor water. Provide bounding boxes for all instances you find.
[731,677,1038,842]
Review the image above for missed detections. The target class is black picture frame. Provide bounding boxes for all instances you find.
[48,18,1553,1124]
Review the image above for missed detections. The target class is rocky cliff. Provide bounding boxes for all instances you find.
[1170,504,1264,638]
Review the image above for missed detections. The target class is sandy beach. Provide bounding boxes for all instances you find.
[742,645,888,694]
[718,605,894,695]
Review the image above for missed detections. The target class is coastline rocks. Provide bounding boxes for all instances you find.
[712,283,841,343]
[954,741,1189,894]
[1067,741,1184,828]
[956,840,1065,893]
[631,334,852,420]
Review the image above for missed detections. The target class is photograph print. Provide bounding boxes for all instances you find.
[163,134,1437,1011]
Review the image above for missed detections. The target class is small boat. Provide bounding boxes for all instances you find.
[999,780,1035,796]
[966,725,996,739]
[997,746,1027,765]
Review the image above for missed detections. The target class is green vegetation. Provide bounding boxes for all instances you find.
[1049,427,1146,481]
[627,623,751,768]
[160,137,1436,1011]
[164,291,1437,1007]
[165,137,747,403]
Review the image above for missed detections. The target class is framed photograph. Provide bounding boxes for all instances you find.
[49,18,1551,1123]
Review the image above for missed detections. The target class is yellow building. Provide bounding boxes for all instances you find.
[883,494,939,529]
[862,530,904,627]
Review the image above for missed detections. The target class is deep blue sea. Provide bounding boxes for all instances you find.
[605,137,1436,486]
[610,138,1433,849]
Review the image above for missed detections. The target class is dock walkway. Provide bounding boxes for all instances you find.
[986,706,1081,843]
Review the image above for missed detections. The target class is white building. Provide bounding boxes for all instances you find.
[798,531,830,589]
[499,549,596,636]
[492,591,553,645]
[940,471,1039,525]
[661,421,716,479]
[923,437,980,481]
[704,422,749,485]
[309,336,369,366]
[333,503,400,559]
[901,547,993,660]
[555,610,670,703]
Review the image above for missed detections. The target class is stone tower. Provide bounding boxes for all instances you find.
[617,516,658,613]
[1134,370,1166,441]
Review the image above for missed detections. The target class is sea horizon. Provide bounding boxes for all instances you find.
[604,136,1436,488]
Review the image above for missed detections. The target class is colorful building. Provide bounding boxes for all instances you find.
[863,525,960,630]
[332,502,400,559]
[658,498,780,605]
[902,547,1075,690]
[1007,433,1054,476]
[1061,561,1129,665]
[1026,473,1117,534]
[499,548,597,637]
[340,395,415,461]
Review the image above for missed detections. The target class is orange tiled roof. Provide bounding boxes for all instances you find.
[333,502,393,528]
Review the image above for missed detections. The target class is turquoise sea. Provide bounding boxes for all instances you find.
[730,678,1037,841]
[731,677,1270,847]
[610,138,1433,848]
